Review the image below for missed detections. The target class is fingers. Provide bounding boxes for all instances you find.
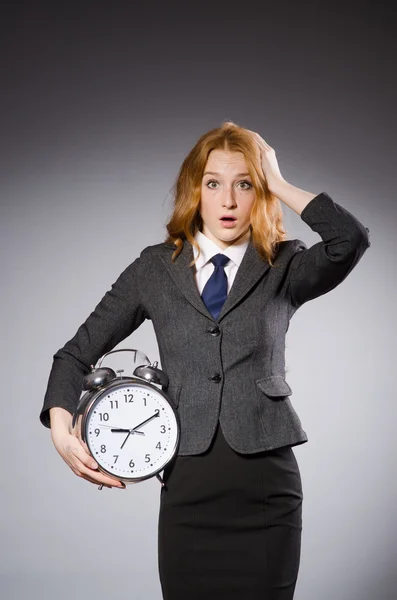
[254,134,272,151]
[68,439,98,470]
[69,453,126,488]
[71,464,126,489]
[54,433,125,488]
[246,128,272,151]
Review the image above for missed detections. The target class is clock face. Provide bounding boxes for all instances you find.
[85,382,179,481]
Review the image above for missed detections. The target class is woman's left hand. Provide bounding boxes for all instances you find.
[247,129,285,188]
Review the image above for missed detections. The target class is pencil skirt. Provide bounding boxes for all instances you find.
[157,421,303,600]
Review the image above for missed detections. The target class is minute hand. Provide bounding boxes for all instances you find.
[131,412,160,431]
[120,413,160,450]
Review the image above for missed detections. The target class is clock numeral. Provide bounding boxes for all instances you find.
[129,459,135,468]
[156,441,162,450]
[94,428,100,436]
[113,455,119,464]
[124,394,133,403]
[109,400,119,409]
[100,445,107,453]
[145,454,151,463]
[154,409,160,416]
[160,425,166,434]
[99,413,109,421]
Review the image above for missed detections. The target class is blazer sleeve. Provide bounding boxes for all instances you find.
[39,252,149,428]
[284,192,371,311]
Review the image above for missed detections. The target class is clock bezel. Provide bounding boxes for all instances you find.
[73,376,181,484]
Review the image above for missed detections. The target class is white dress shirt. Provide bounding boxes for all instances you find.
[192,229,251,295]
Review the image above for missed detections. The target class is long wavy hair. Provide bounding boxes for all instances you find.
[164,120,287,267]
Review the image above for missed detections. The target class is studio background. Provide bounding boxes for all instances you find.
[1,3,395,599]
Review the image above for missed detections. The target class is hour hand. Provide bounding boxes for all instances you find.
[110,428,130,433]
[111,427,144,435]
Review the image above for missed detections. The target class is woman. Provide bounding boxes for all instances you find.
[40,121,371,599]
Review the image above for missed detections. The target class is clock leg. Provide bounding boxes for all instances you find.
[156,473,166,487]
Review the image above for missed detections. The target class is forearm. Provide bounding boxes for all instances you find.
[268,179,318,216]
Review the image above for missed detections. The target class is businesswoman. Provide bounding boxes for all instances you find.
[40,121,371,599]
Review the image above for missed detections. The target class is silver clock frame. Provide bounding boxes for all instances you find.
[71,349,180,489]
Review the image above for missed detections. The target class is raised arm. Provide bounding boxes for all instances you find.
[282,191,370,310]
[247,132,371,311]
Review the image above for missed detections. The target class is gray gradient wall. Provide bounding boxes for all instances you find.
[2,4,396,600]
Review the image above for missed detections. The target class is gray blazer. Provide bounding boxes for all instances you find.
[40,192,370,455]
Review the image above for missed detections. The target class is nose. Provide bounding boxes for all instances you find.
[222,186,237,209]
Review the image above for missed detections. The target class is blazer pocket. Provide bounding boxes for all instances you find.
[256,375,292,400]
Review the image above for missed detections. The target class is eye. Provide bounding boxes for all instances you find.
[205,179,253,190]
[206,179,219,189]
[238,180,253,190]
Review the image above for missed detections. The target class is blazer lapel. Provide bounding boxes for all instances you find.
[159,239,272,322]
[218,241,271,321]
[160,241,212,320]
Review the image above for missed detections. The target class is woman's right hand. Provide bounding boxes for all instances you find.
[49,407,125,489]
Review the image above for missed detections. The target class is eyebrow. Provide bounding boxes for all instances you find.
[203,171,251,177]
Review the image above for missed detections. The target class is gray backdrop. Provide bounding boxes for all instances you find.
[1,3,396,599]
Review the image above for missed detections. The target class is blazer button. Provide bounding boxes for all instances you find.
[208,373,222,382]
[207,326,220,336]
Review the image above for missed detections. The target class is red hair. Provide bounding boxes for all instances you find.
[164,120,287,267]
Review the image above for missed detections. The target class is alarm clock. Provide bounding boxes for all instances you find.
[71,348,180,489]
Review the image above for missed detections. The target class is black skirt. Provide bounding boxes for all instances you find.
[157,421,303,600]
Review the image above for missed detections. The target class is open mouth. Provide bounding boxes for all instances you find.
[220,216,236,222]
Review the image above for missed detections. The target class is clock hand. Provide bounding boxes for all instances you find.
[96,424,129,430]
[131,412,160,432]
[120,430,132,450]
[110,427,129,432]
[111,428,144,435]
[94,424,144,435]
[119,419,152,449]
[100,414,159,451]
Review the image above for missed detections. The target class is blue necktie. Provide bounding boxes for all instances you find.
[201,253,230,320]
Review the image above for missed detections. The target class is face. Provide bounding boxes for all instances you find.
[199,149,255,249]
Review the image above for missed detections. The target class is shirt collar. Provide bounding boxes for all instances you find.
[193,228,251,270]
